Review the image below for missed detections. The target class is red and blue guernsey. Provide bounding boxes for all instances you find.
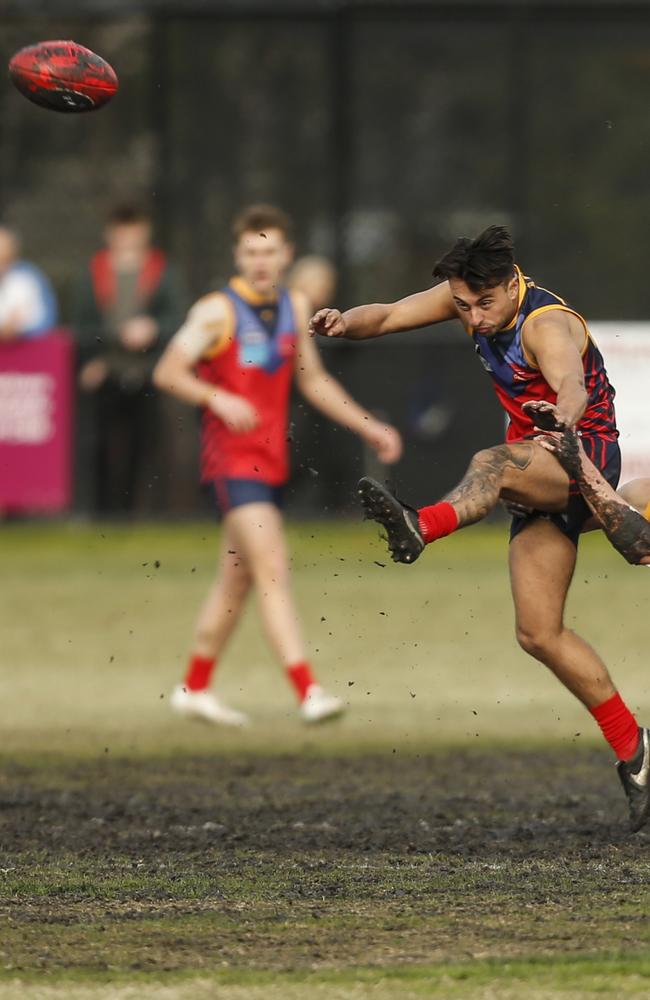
[472,266,618,445]
[196,277,298,484]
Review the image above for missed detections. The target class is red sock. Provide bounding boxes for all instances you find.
[287,661,316,702]
[184,653,216,692]
[590,692,639,760]
[417,502,459,544]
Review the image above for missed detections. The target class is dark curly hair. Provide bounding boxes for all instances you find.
[433,225,515,292]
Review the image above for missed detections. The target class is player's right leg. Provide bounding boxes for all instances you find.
[171,519,252,726]
[359,440,568,563]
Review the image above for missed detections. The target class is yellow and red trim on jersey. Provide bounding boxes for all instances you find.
[229,275,279,306]
[501,265,529,331]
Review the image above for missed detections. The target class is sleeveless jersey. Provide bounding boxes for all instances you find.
[196,278,298,484]
[472,267,618,443]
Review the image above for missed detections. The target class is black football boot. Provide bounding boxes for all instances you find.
[617,727,650,833]
[357,477,425,564]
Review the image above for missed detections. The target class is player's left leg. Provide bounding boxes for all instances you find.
[510,517,649,831]
[226,501,344,723]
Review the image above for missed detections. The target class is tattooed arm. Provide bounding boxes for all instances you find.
[538,430,650,565]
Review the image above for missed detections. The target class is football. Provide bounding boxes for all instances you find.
[8,40,118,113]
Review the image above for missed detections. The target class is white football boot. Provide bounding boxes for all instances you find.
[299,684,345,724]
[170,685,250,727]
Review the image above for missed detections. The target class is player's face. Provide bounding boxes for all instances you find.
[449,275,519,336]
[105,222,152,266]
[234,229,293,296]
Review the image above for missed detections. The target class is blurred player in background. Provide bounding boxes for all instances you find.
[0,225,58,340]
[311,224,649,830]
[75,205,185,515]
[154,205,401,726]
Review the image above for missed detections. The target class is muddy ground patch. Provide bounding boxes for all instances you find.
[1,748,649,974]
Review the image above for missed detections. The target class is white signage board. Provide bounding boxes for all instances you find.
[589,323,650,483]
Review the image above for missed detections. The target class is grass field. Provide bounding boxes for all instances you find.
[1,521,650,998]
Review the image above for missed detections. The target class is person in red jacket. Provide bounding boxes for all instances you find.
[74,204,185,514]
[154,205,401,726]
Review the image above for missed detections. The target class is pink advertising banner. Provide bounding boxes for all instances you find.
[0,330,74,511]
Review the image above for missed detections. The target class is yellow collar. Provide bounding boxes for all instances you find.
[230,275,279,306]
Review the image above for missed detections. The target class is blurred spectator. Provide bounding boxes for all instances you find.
[288,255,337,312]
[74,205,185,515]
[0,225,58,340]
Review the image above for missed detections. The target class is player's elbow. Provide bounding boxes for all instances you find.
[376,305,399,337]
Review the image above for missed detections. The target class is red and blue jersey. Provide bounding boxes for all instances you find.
[196,277,298,484]
[472,267,618,444]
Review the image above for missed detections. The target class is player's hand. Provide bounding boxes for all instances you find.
[522,400,566,432]
[79,358,109,392]
[207,390,258,433]
[364,420,403,464]
[534,428,584,477]
[119,315,159,352]
[309,308,346,338]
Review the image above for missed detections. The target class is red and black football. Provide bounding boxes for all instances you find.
[8,40,118,113]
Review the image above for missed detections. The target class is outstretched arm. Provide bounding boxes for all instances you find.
[538,429,650,565]
[309,281,457,341]
[294,293,402,463]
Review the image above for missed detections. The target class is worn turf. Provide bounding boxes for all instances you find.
[2,749,650,985]
[1,523,650,996]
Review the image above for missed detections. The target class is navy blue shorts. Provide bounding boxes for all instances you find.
[510,435,621,547]
[209,477,284,516]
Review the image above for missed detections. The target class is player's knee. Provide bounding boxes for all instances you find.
[470,446,496,470]
[250,550,290,589]
[230,569,253,599]
[222,558,253,595]
[515,624,559,661]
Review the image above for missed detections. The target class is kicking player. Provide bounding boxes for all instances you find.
[310,225,648,831]
[154,205,401,726]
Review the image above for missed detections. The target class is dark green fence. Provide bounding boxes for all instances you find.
[2,1,648,513]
